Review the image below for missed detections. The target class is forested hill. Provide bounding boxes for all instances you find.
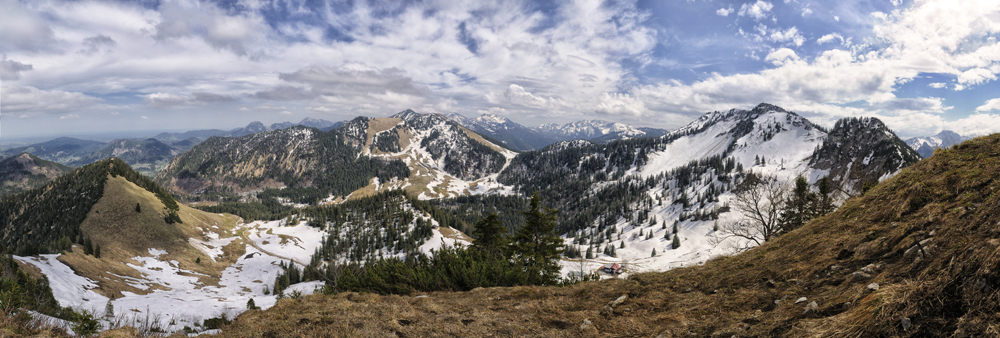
[0,152,73,197]
[155,125,410,200]
[0,157,180,256]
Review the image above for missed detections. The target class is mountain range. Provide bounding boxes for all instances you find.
[445,113,669,151]
[0,103,947,336]
[904,130,972,158]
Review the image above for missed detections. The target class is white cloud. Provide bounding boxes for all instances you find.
[0,85,102,114]
[738,0,774,21]
[594,93,647,116]
[928,82,947,88]
[816,33,843,45]
[279,111,293,115]
[769,27,805,46]
[976,98,1000,112]
[716,6,734,16]
[59,114,79,120]
[764,48,799,66]
[801,8,813,17]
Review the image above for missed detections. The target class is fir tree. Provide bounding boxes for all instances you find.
[471,213,507,255]
[671,234,681,249]
[135,203,141,213]
[94,243,101,259]
[509,192,564,285]
[651,248,657,257]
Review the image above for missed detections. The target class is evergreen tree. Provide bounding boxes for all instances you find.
[471,213,507,254]
[135,203,141,213]
[94,243,101,259]
[779,174,816,234]
[672,221,679,234]
[83,238,93,255]
[671,234,681,249]
[651,248,656,257]
[814,176,835,216]
[585,246,593,259]
[509,192,563,285]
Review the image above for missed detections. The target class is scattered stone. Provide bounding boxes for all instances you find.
[683,287,692,293]
[609,295,628,307]
[829,265,842,271]
[414,295,428,298]
[867,283,880,292]
[602,295,628,315]
[736,323,751,331]
[804,301,819,314]
[788,278,804,287]
[901,317,912,330]
[795,297,808,304]
[919,238,933,246]
[850,271,871,282]
[903,245,922,259]
[580,319,594,330]
[929,229,936,236]
[975,279,987,290]
[861,264,877,273]
[774,299,781,305]
[765,279,777,288]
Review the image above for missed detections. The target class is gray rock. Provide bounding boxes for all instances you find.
[867,283,880,292]
[609,295,628,307]
[861,264,877,273]
[850,271,871,282]
[580,319,594,330]
[795,297,808,304]
[901,317,912,330]
[903,245,922,259]
[804,301,819,314]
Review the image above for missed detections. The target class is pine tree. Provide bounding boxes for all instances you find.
[779,174,816,234]
[651,248,657,257]
[510,192,564,285]
[94,243,101,259]
[586,246,593,259]
[671,234,681,249]
[814,176,835,216]
[619,240,625,249]
[472,213,507,255]
[672,221,679,234]
[135,203,141,213]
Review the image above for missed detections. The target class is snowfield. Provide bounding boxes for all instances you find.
[15,217,468,335]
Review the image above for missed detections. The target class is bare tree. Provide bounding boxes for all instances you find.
[720,173,787,249]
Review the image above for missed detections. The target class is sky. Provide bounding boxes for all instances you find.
[1,0,1000,141]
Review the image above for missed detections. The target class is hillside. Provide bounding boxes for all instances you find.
[212,133,1000,337]
[0,152,73,196]
[446,113,557,151]
[155,125,410,200]
[156,110,515,204]
[0,137,106,164]
[68,138,179,177]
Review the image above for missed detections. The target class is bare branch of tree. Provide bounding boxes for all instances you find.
[718,173,787,250]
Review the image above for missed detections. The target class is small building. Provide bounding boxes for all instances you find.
[601,263,622,275]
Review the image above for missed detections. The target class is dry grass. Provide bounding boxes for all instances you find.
[62,176,244,298]
[215,135,1000,337]
[365,118,403,150]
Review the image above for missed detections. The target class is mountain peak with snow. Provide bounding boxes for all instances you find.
[905,130,971,158]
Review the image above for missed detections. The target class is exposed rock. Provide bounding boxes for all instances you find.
[867,283,880,292]
[850,271,871,282]
[903,245,922,259]
[795,297,808,304]
[580,319,594,331]
[804,301,819,314]
[901,317,912,330]
[602,295,628,315]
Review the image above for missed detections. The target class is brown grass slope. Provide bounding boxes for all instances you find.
[58,176,243,299]
[213,134,1000,338]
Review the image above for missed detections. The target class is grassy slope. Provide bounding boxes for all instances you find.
[212,134,1000,338]
[59,176,243,298]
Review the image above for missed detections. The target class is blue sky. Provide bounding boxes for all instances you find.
[2,0,1000,141]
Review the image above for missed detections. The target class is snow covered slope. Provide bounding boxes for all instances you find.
[498,103,920,277]
[342,110,519,200]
